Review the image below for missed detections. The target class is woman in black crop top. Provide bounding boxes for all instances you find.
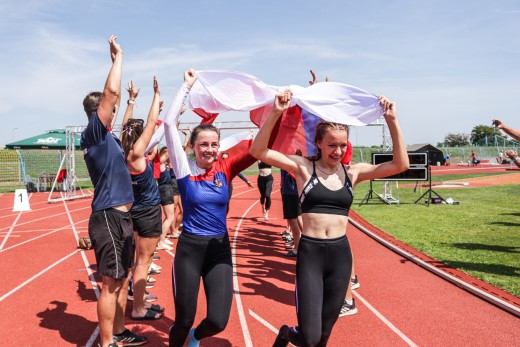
[257,161,274,220]
[250,90,409,347]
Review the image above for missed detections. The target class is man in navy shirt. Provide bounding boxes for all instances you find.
[80,35,146,347]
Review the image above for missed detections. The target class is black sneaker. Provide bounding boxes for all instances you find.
[351,275,360,290]
[113,329,148,346]
[272,325,289,347]
[339,298,358,317]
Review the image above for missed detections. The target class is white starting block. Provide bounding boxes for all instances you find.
[13,189,31,211]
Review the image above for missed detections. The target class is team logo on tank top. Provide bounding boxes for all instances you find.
[214,178,223,188]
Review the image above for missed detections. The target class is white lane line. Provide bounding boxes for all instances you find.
[0,211,23,250]
[0,219,88,253]
[231,201,259,347]
[249,309,278,334]
[0,197,87,218]
[61,195,102,347]
[0,250,78,302]
[353,291,418,346]
[0,205,91,232]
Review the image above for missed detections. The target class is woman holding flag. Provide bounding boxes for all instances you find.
[250,90,409,346]
[162,69,264,347]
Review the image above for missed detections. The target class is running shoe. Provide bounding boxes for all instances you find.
[188,328,200,347]
[152,254,160,261]
[163,238,174,246]
[147,275,156,283]
[284,249,297,257]
[273,325,289,347]
[169,232,181,238]
[146,282,154,289]
[351,275,360,290]
[113,329,148,346]
[150,262,162,272]
[157,242,173,251]
[339,299,358,317]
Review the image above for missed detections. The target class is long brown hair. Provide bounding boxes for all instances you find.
[121,118,145,159]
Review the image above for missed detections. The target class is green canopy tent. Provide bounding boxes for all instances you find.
[5,129,80,150]
[5,129,82,192]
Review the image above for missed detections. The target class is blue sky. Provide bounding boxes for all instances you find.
[1,0,519,147]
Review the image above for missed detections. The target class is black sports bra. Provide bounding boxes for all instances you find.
[258,161,272,169]
[299,161,353,216]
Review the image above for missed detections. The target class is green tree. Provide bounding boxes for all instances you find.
[443,132,470,146]
[470,125,500,145]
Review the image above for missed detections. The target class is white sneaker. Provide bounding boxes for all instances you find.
[163,238,174,245]
[339,299,358,317]
[150,262,162,272]
[157,242,173,251]
[351,275,360,290]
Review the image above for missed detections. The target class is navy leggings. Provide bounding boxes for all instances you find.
[257,174,274,210]
[285,234,352,347]
[168,232,233,347]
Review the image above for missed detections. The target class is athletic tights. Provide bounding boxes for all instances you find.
[285,234,352,347]
[168,232,232,347]
[257,174,274,210]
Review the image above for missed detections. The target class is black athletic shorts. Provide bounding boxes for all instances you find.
[171,178,180,196]
[282,195,301,219]
[88,208,134,279]
[131,204,162,238]
[159,183,174,206]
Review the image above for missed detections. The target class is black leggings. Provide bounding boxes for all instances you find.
[168,232,233,347]
[257,174,274,210]
[286,234,352,347]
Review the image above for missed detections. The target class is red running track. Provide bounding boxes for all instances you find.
[0,178,518,346]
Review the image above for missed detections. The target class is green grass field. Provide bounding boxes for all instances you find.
[351,175,520,297]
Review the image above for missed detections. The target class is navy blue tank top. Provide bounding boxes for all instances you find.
[157,168,172,186]
[131,163,161,210]
[299,161,353,216]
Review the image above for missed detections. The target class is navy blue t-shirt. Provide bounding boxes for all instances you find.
[81,113,134,211]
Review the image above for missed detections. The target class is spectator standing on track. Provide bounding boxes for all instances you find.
[250,90,408,347]
[257,161,274,221]
[154,146,175,250]
[162,69,269,347]
[280,167,302,258]
[80,35,147,347]
[120,77,164,321]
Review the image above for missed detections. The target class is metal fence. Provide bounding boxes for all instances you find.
[1,145,517,186]
[0,149,90,185]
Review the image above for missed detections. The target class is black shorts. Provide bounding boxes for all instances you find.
[88,208,134,279]
[171,178,180,196]
[282,194,301,219]
[159,183,174,206]
[131,204,162,238]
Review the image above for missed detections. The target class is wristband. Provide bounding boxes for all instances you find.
[127,99,135,105]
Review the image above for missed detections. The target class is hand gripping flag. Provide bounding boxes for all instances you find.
[189,70,383,156]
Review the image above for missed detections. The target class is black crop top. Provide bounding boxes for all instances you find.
[299,161,353,216]
[258,161,272,169]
